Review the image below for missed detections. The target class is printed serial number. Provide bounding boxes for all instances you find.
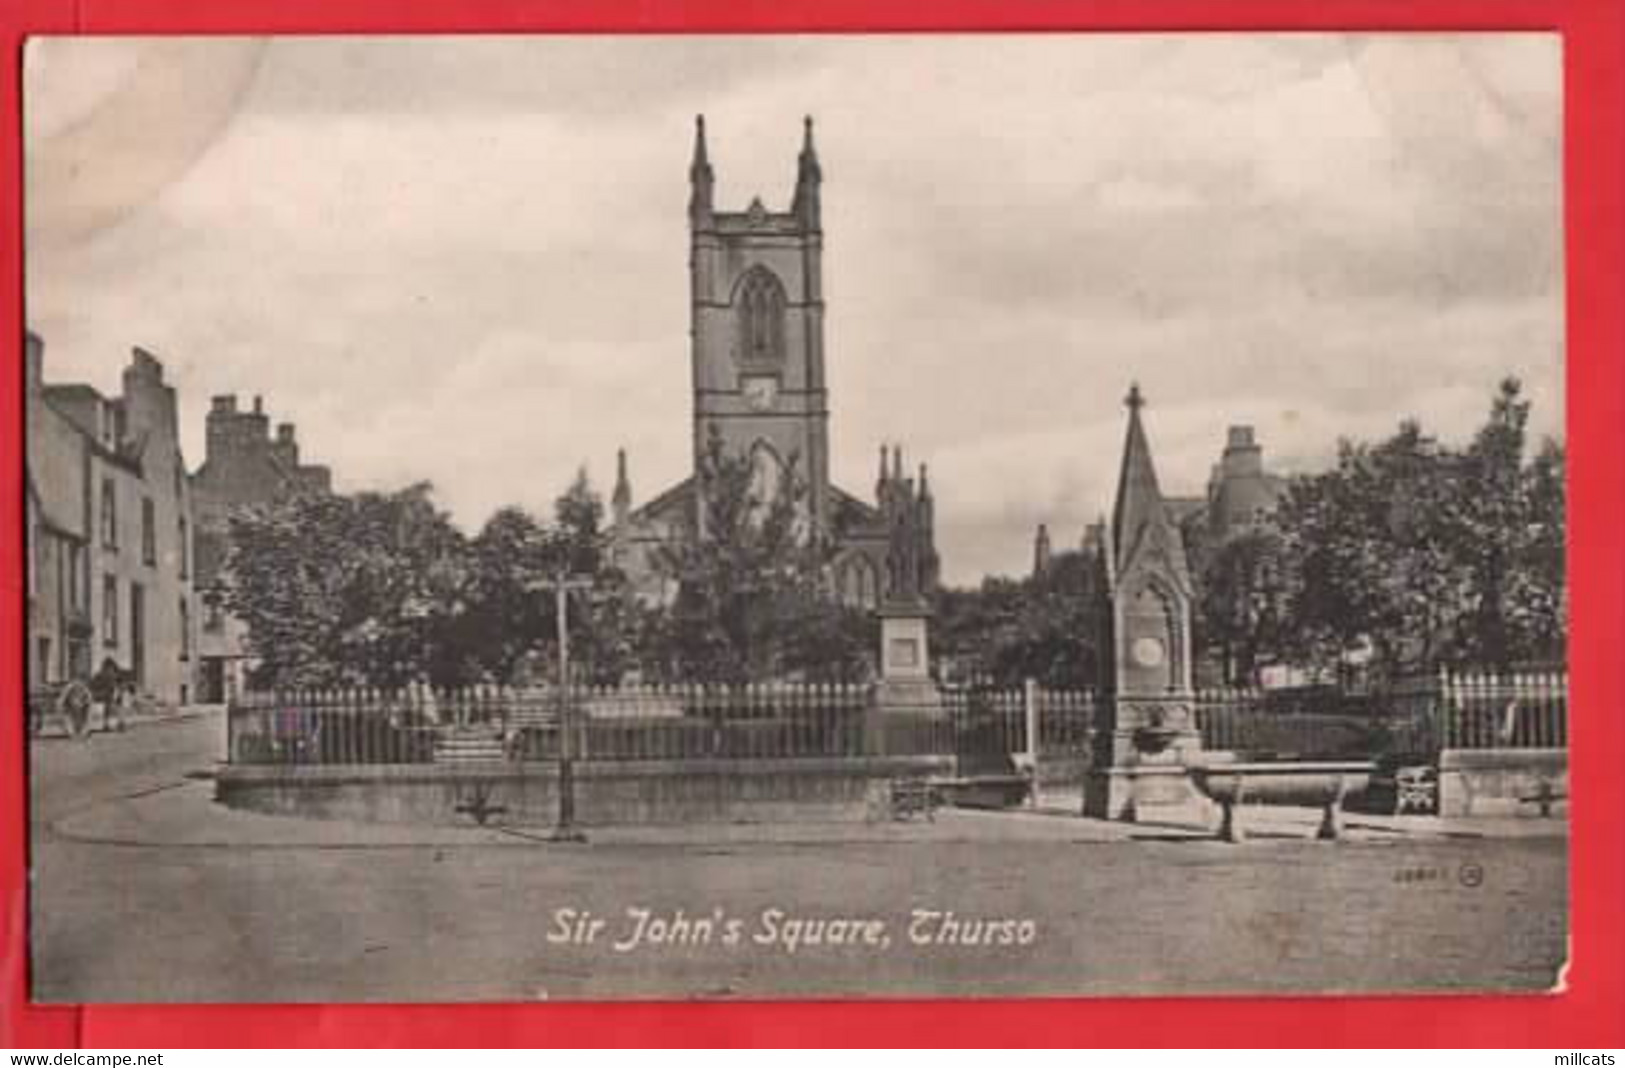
[1391,866,1451,884]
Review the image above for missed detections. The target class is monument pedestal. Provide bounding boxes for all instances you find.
[1082,701,1211,824]
[1084,745,1212,824]
[869,601,945,756]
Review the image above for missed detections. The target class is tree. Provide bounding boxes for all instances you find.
[547,468,646,684]
[1194,526,1290,684]
[934,550,1101,688]
[1248,378,1566,680]
[648,426,866,682]
[1446,378,1568,668]
[224,483,470,690]
[1273,422,1471,678]
[552,466,606,576]
[458,506,557,684]
[452,472,644,686]
[1513,437,1567,663]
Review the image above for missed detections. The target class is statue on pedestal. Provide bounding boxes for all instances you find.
[871,447,944,752]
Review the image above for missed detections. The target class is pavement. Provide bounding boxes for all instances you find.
[27,707,1571,1002]
[48,775,1565,851]
[30,699,215,742]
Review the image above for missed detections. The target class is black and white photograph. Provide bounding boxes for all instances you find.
[23,33,1567,1002]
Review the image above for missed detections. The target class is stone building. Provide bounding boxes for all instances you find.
[1198,424,1287,546]
[190,393,333,702]
[25,332,198,707]
[609,117,939,609]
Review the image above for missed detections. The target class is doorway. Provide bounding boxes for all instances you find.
[130,582,146,691]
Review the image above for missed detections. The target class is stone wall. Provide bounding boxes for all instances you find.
[1437,747,1567,818]
[217,756,954,827]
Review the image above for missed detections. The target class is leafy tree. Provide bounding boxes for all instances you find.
[648,426,866,683]
[1273,422,1470,677]
[1194,526,1290,684]
[224,483,470,690]
[1513,437,1567,662]
[552,466,606,576]
[1447,379,1567,668]
[454,472,641,686]
[548,468,648,684]
[1245,378,1565,680]
[457,506,557,684]
[934,550,1101,688]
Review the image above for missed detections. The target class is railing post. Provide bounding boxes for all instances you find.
[1023,678,1040,807]
[1437,664,1453,751]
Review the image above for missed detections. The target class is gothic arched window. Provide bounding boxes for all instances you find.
[748,441,786,513]
[736,267,787,365]
[837,555,880,611]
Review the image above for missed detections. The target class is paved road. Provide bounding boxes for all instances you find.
[29,711,1569,1002]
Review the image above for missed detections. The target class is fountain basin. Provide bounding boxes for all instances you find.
[1189,760,1374,842]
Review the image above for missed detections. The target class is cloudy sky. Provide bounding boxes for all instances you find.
[24,34,1563,584]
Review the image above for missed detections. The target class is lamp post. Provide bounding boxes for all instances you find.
[543,568,594,842]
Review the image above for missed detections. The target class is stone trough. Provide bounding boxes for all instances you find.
[1188,760,1374,842]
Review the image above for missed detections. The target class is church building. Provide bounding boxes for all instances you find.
[610,117,939,610]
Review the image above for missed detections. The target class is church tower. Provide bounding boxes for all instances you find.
[688,115,831,533]
[612,118,940,614]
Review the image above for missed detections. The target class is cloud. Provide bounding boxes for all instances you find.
[24,34,1563,585]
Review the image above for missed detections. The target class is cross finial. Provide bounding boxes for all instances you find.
[1125,382,1145,412]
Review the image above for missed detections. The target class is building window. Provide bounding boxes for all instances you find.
[203,591,226,633]
[101,478,117,548]
[178,517,189,579]
[30,528,44,600]
[837,555,880,610]
[69,544,87,613]
[180,597,191,660]
[141,497,157,565]
[103,575,118,647]
[736,267,786,365]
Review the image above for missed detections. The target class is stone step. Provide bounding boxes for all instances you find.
[433,729,507,765]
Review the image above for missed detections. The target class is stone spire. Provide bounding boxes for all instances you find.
[792,115,822,232]
[1111,383,1162,564]
[612,447,632,511]
[1033,523,1053,578]
[917,462,934,539]
[689,114,714,228]
[1109,383,1192,596]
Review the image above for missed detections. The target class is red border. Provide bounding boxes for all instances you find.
[4,0,1622,1048]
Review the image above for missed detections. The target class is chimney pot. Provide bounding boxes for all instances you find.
[1227,425,1257,450]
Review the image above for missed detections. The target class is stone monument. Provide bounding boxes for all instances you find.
[870,470,945,754]
[1083,385,1208,821]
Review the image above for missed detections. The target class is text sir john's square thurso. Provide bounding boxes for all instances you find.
[548,907,1039,954]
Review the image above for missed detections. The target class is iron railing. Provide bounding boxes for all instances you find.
[223,668,1566,768]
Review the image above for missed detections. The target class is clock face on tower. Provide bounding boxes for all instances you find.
[742,375,779,412]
